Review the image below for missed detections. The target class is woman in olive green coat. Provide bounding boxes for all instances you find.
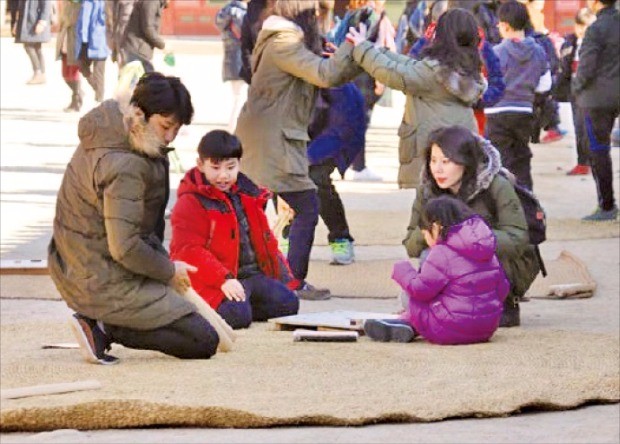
[402,126,540,327]
[235,0,360,299]
[346,8,487,189]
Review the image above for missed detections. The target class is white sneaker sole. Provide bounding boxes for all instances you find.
[68,317,119,365]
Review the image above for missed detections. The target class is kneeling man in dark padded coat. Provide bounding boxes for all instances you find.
[48,72,220,365]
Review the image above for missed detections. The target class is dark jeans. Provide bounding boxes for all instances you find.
[277,189,319,282]
[24,43,44,73]
[571,98,590,166]
[486,112,534,191]
[216,273,299,329]
[584,107,620,211]
[309,160,353,243]
[104,313,219,360]
[79,45,106,102]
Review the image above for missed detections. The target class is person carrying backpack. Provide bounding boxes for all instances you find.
[403,125,541,328]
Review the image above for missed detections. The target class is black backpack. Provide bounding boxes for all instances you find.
[483,171,547,276]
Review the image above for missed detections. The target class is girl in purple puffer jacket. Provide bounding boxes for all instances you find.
[365,195,510,345]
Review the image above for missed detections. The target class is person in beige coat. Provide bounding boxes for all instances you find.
[235,0,360,300]
[346,7,487,189]
[55,0,83,112]
[49,73,220,365]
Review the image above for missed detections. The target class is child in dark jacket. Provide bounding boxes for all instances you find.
[170,130,299,329]
[364,195,509,345]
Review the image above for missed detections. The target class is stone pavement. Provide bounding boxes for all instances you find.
[1,37,619,443]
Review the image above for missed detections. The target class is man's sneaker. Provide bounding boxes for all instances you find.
[295,282,331,300]
[566,164,590,176]
[540,129,563,144]
[69,314,119,365]
[363,319,416,343]
[582,206,619,222]
[350,167,383,182]
[330,239,355,265]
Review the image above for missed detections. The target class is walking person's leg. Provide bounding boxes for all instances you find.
[309,161,355,265]
[567,99,590,174]
[278,190,330,300]
[228,79,247,133]
[24,43,45,83]
[582,107,619,221]
[91,59,106,102]
[511,113,535,191]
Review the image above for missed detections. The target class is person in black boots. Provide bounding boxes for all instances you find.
[574,0,620,221]
[56,0,83,112]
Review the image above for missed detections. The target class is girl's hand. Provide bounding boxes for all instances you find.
[221,278,246,302]
[422,229,437,248]
[346,22,367,47]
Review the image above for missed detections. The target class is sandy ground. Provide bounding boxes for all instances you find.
[1,37,619,443]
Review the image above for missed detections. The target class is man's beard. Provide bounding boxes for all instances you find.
[127,109,165,158]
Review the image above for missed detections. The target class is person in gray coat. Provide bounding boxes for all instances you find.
[121,0,167,72]
[48,73,220,365]
[13,0,52,84]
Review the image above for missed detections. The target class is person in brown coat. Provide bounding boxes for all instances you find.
[235,0,361,300]
[48,73,220,365]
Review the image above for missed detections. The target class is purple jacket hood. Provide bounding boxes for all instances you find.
[441,216,497,263]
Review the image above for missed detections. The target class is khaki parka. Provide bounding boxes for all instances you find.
[403,136,540,300]
[351,41,487,189]
[48,100,195,330]
[235,15,361,193]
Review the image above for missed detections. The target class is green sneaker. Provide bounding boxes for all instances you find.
[582,206,618,222]
[329,239,355,265]
[279,237,289,255]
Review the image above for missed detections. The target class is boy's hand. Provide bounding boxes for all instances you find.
[422,229,436,248]
[222,278,246,302]
[169,260,197,295]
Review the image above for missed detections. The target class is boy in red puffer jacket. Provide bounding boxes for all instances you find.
[170,130,299,329]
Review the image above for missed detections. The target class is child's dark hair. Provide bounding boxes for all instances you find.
[198,130,243,160]
[420,195,476,241]
[498,1,529,31]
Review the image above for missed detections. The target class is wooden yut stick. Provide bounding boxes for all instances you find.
[182,287,236,352]
[1,380,102,400]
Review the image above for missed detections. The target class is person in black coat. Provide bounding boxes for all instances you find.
[573,0,620,221]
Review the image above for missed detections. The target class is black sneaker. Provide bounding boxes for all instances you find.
[363,319,416,343]
[69,313,119,365]
[499,303,520,328]
[295,282,331,301]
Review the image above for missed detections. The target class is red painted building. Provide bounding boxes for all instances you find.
[134,0,590,38]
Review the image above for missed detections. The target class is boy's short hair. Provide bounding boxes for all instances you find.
[130,72,194,125]
[498,1,530,31]
[598,0,617,6]
[198,130,243,160]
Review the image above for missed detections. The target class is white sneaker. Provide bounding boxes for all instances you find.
[350,168,382,182]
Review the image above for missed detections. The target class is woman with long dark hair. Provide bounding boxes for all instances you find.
[235,0,360,300]
[403,125,540,327]
[346,7,487,189]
